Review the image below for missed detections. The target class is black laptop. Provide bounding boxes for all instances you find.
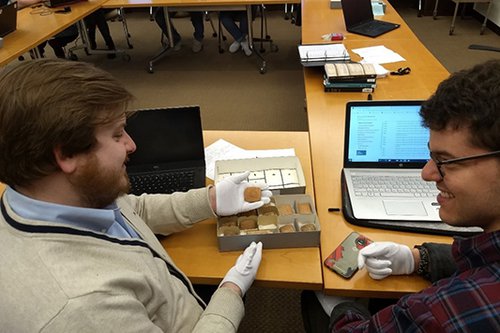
[340,0,400,38]
[125,106,206,195]
[0,2,17,38]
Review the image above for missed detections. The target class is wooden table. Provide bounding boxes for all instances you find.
[0,0,106,66]
[162,130,323,289]
[302,0,453,298]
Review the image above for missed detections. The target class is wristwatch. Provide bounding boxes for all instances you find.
[415,245,431,280]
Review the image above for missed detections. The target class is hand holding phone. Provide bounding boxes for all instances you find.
[324,232,372,279]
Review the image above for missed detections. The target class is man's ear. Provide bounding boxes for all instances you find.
[53,146,78,174]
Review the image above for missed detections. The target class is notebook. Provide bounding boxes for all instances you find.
[125,106,206,195]
[0,2,17,38]
[340,0,399,38]
[341,100,442,222]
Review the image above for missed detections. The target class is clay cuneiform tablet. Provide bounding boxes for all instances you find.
[297,203,312,214]
[279,224,296,233]
[277,204,294,215]
[300,223,316,232]
[244,187,261,202]
[219,216,238,227]
[240,219,258,230]
[219,226,240,236]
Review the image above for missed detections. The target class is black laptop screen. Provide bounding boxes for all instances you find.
[126,106,205,171]
[344,100,429,168]
[341,0,374,28]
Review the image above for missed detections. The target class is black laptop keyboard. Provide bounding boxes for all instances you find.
[129,170,196,195]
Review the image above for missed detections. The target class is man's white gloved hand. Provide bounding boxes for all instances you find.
[357,242,415,280]
[220,241,263,296]
[215,171,272,216]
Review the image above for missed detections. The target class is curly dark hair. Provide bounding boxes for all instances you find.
[420,59,500,151]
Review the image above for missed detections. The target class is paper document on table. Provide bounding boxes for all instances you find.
[351,45,405,64]
[204,139,295,180]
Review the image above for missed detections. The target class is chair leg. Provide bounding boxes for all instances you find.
[118,8,133,48]
[205,12,218,38]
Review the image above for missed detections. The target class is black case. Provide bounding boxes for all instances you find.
[340,171,481,237]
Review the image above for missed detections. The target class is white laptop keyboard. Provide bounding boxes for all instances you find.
[351,175,438,197]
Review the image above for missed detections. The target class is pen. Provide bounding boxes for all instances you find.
[328,208,341,212]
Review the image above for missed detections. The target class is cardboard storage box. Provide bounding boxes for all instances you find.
[215,156,306,195]
[217,194,320,252]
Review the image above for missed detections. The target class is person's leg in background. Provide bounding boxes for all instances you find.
[89,9,117,58]
[154,8,181,50]
[301,290,330,333]
[84,14,98,50]
[47,25,79,59]
[190,12,204,53]
[219,11,251,56]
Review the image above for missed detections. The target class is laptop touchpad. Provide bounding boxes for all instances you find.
[383,200,427,216]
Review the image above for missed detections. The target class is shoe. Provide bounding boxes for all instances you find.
[106,43,116,59]
[172,39,182,51]
[240,38,252,57]
[192,39,203,53]
[229,41,240,53]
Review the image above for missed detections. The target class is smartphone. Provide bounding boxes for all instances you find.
[324,232,372,279]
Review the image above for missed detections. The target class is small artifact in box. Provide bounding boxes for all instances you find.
[217,194,320,251]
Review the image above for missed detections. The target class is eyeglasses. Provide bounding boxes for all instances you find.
[429,149,500,178]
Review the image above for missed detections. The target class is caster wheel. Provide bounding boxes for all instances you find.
[449,29,454,35]
[148,65,154,74]
[260,67,267,74]
[69,53,78,61]
[480,27,485,35]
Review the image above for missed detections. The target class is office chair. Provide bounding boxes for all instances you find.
[253,5,278,54]
[105,8,133,49]
[66,10,131,61]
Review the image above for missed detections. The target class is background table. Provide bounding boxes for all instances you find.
[0,0,105,66]
[302,0,454,298]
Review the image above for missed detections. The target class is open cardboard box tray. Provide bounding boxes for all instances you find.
[217,194,320,252]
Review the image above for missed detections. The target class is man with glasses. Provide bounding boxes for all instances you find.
[323,60,499,332]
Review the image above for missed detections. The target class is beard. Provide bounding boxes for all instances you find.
[69,153,130,208]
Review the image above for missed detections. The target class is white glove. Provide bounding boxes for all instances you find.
[220,241,263,296]
[357,242,415,280]
[215,171,272,216]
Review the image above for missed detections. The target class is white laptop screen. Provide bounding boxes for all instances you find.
[344,100,429,168]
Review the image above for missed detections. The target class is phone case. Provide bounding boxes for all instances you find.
[324,232,372,279]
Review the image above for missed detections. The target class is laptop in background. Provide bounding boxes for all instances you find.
[0,2,17,38]
[341,100,442,222]
[340,0,400,38]
[126,106,206,195]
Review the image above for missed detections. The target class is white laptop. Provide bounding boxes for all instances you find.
[341,100,441,222]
